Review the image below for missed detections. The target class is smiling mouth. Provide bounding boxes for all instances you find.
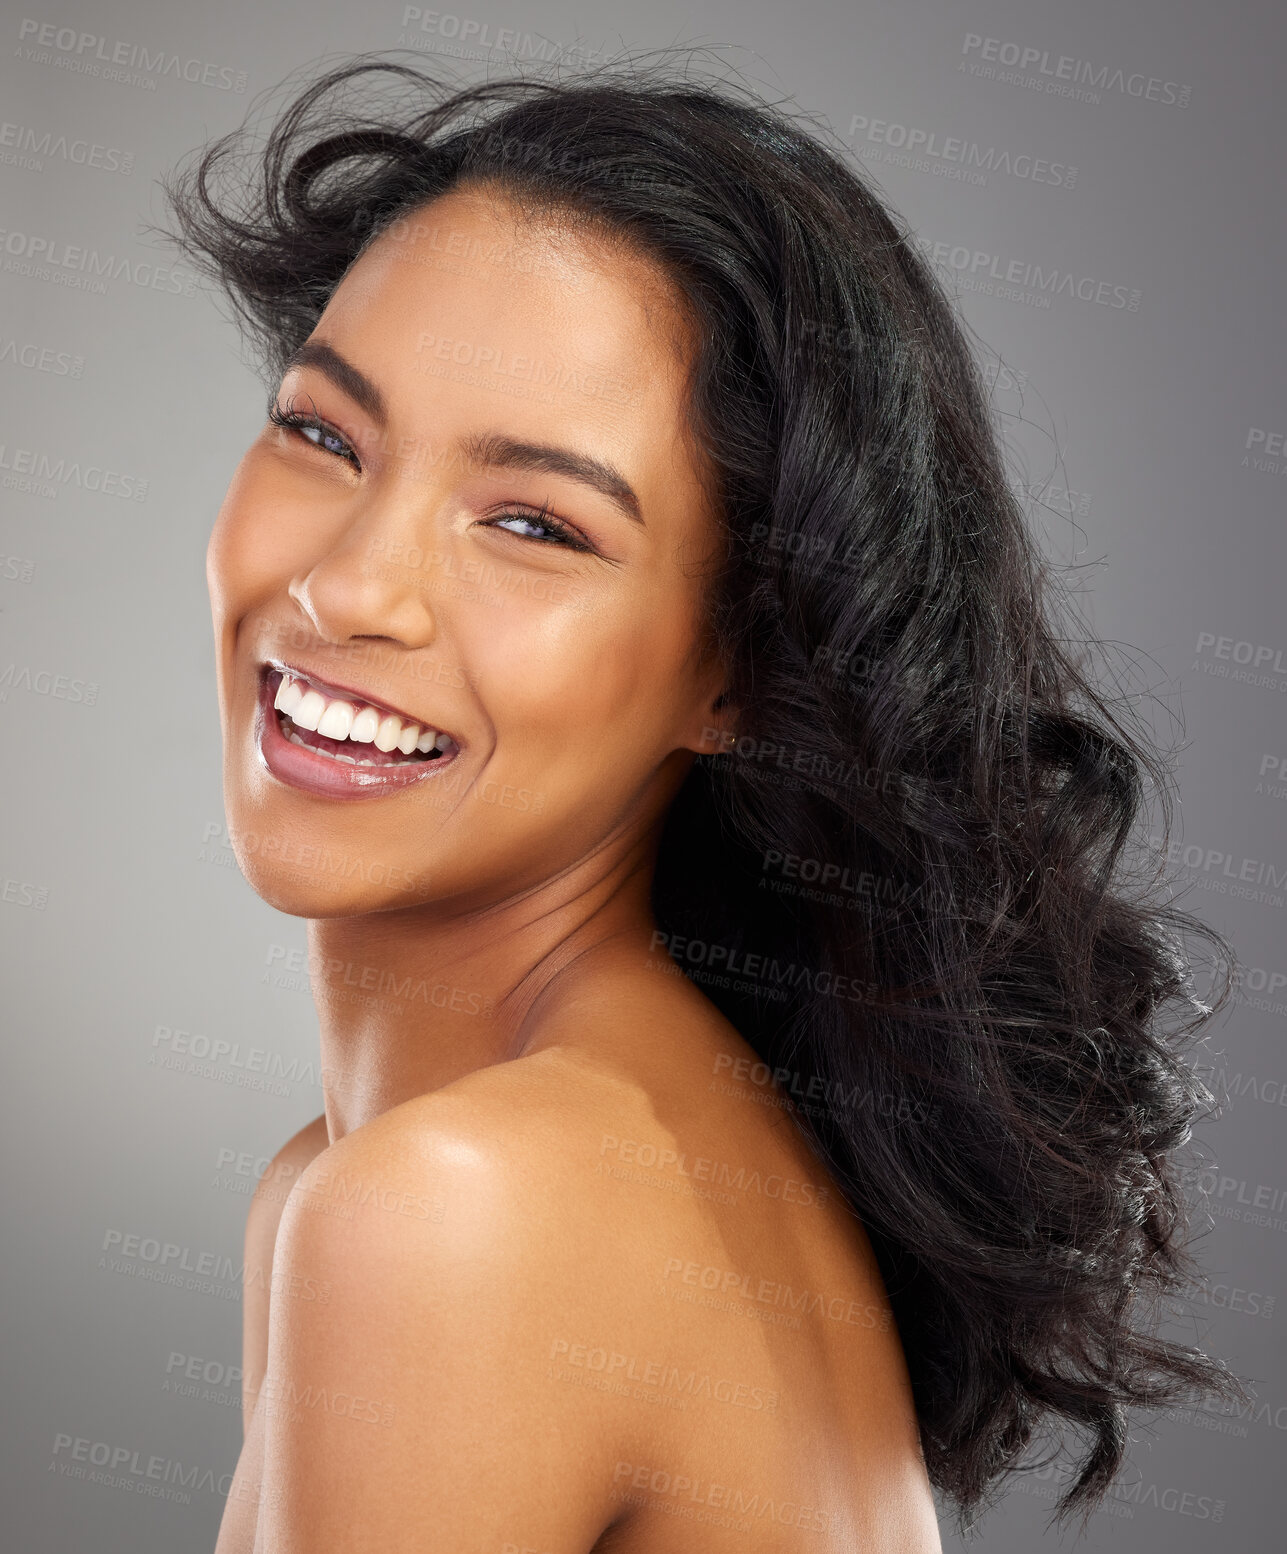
[263,663,460,769]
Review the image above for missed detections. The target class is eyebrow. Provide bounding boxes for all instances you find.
[280,338,644,525]
[284,339,387,422]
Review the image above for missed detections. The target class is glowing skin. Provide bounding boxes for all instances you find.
[210,186,941,1553]
[209,186,738,1128]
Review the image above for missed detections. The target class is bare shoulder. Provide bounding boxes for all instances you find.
[280,1046,688,1314]
[246,1112,331,1239]
[241,1112,329,1419]
[254,1054,684,1550]
[267,1045,939,1551]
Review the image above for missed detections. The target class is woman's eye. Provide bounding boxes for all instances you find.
[300,422,354,460]
[268,400,361,470]
[484,510,593,552]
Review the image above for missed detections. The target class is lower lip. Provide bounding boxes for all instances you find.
[254,670,461,800]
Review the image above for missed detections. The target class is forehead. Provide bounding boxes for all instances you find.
[315,186,703,469]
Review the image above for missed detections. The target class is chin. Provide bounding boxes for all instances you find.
[226,841,332,916]
[220,791,426,918]
[235,853,424,920]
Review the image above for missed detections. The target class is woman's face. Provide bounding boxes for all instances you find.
[208,184,730,917]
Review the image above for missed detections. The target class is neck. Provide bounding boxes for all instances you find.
[307,829,662,1141]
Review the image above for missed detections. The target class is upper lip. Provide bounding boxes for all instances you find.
[263,658,460,742]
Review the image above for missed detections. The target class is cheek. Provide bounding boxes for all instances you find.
[207,455,342,619]
[457,578,698,750]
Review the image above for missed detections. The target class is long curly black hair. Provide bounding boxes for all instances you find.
[156,47,1245,1529]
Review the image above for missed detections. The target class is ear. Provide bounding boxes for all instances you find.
[678,679,740,757]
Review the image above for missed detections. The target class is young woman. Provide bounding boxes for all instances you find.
[159,52,1241,1553]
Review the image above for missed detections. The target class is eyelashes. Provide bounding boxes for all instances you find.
[478,500,593,553]
[266,395,595,553]
[267,395,361,469]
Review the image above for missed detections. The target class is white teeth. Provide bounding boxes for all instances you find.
[286,728,424,767]
[271,669,457,761]
[292,689,326,732]
[373,714,402,753]
[349,706,379,743]
[316,699,356,740]
[274,676,304,716]
[287,728,416,767]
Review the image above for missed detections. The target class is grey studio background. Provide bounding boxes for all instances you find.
[1,0,1283,1549]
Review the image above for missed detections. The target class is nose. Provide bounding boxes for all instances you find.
[288,514,439,652]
